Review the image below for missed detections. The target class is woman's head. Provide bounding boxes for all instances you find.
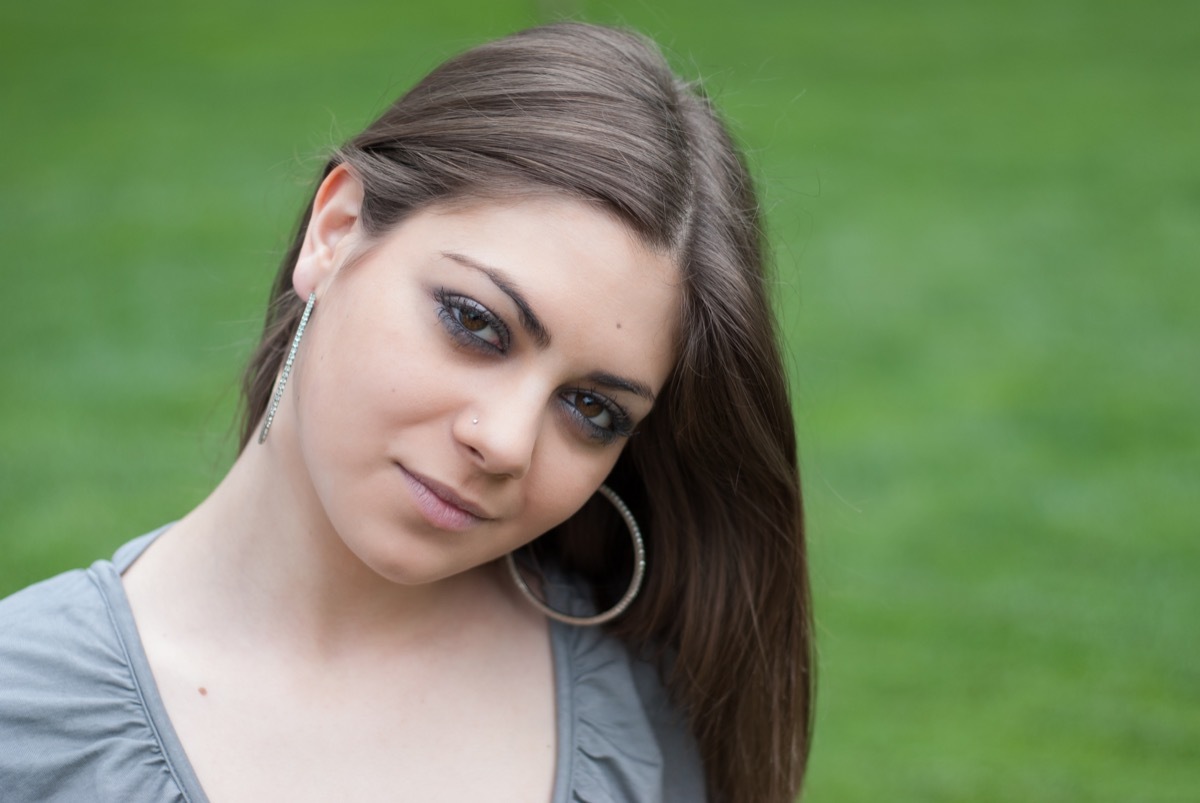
[244,23,748,437]
[276,177,681,588]
[242,22,812,802]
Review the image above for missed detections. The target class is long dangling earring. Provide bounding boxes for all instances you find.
[505,484,646,627]
[258,292,316,444]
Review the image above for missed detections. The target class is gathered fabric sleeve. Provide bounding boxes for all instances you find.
[0,532,206,802]
[549,617,707,803]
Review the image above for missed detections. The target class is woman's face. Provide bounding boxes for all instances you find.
[286,176,680,587]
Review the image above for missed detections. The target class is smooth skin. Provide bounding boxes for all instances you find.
[122,167,681,802]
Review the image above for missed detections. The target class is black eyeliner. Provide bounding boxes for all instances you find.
[433,287,511,353]
[433,286,635,446]
[563,388,634,445]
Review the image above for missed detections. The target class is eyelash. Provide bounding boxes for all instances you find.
[562,388,634,445]
[432,288,634,445]
[434,289,510,353]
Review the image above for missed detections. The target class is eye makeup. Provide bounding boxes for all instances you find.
[431,286,636,445]
[434,288,511,353]
[559,389,634,445]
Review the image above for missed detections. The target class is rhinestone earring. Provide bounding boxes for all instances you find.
[505,484,646,627]
[258,292,315,444]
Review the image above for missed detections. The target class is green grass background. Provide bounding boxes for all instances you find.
[1,1,1196,800]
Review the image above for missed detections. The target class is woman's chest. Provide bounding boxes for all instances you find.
[148,633,558,803]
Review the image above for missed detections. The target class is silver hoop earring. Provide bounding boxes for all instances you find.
[505,484,646,627]
[258,292,315,444]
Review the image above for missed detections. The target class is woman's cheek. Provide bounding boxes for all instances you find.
[527,448,619,532]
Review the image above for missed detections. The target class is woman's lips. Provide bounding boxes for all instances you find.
[399,466,489,532]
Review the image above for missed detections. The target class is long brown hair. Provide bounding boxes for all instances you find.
[240,23,813,803]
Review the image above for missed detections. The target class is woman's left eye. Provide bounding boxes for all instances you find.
[435,291,509,352]
[561,390,632,444]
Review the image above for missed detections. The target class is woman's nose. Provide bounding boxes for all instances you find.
[454,379,547,479]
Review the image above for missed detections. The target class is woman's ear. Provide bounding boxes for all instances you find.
[292,164,364,299]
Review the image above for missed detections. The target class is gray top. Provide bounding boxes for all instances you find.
[0,529,705,802]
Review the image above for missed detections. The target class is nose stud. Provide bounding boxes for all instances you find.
[472,417,478,425]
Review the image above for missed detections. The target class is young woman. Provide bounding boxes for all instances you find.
[0,23,813,803]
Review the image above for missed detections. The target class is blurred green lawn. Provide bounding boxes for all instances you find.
[1,1,1196,800]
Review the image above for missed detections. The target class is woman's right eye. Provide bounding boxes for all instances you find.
[435,290,510,353]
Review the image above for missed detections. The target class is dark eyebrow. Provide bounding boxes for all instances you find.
[440,251,551,348]
[441,250,656,405]
[584,371,657,404]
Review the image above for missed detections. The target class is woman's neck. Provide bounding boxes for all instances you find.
[122,433,524,662]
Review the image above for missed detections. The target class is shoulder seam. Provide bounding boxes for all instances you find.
[552,620,578,803]
[87,566,196,803]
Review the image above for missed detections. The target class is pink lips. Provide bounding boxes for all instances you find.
[399,466,489,532]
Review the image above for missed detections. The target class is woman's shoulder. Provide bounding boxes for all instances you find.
[0,530,161,670]
[0,532,197,802]
[551,615,707,802]
[0,563,113,663]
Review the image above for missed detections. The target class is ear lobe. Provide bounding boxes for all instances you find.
[292,163,364,299]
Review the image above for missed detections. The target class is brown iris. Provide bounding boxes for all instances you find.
[460,309,488,331]
[574,393,604,417]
